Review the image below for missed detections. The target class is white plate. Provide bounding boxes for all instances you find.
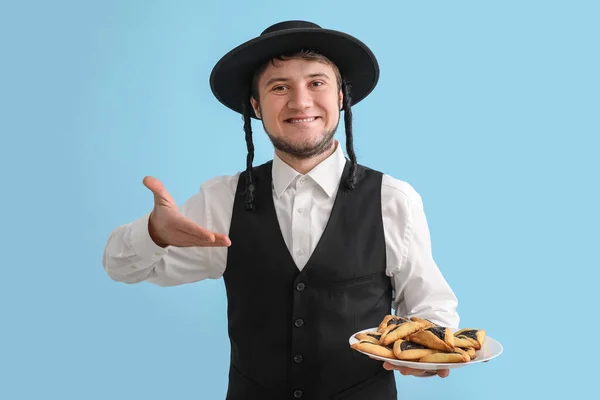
[349,327,503,371]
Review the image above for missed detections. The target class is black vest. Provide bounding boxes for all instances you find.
[223,160,397,400]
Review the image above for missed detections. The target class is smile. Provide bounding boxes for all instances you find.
[286,117,319,123]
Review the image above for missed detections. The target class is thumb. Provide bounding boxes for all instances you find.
[143,176,172,205]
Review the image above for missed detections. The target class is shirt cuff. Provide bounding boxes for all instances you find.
[128,212,169,261]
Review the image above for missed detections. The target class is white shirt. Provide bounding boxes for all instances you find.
[102,141,460,328]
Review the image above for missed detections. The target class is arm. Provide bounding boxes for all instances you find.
[382,175,460,329]
[102,177,235,287]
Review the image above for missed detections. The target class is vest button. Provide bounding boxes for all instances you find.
[296,282,305,291]
[293,354,304,363]
[293,389,303,398]
[294,318,304,328]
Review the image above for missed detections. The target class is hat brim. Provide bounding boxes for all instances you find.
[209,28,379,119]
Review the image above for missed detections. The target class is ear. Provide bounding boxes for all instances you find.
[250,97,261,119]
[339,89,344,110]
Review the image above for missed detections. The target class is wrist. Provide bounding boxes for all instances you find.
[148,213,168,248]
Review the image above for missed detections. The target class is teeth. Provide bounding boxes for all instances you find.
[289,117,316,123]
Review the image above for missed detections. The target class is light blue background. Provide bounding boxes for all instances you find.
[1,0,598,399]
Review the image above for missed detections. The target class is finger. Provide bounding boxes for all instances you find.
[176,240,229,247]
[437,369,450,378]
[174,216,217,243]
[143,176,173,205]
[194,234,231,247]
[212,233,232,247]
[399,367,424,376]
[383,363,415,374]
[175,225,233,247]
[399,367,434,377]
[143,176,164,196]
[383,363,440,378]
[198,242,231,247]
[169,232,228,247]
[397,367,412,375]
[383,362,407,371]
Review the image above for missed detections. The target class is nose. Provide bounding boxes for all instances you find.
[287,86,313,110]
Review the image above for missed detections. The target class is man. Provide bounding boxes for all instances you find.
[103,20,459,399]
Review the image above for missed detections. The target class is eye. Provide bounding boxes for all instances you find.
[272,85,287,92]
[312,81,325,87]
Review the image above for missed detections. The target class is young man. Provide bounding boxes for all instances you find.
[103,20,459,399]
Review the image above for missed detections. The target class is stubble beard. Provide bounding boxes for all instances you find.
[262,117,340,160]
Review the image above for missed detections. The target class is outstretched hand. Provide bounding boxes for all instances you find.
[143,176,231,248]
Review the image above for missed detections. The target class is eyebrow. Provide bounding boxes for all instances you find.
[263,72,331,88]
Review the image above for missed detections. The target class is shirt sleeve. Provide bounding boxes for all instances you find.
[381,175,460,329]
[101,175,237,287]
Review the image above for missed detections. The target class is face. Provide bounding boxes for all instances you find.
[251,58,343,159]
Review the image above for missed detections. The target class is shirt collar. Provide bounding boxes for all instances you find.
[272,141,347,199]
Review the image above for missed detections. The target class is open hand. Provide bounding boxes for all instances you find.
[143,176,231,248]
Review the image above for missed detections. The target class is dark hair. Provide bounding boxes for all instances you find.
[242,97,256,211]
[341,78,357,191]
[243,50,357,210]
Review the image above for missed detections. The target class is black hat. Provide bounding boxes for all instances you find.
[209,20,380,119]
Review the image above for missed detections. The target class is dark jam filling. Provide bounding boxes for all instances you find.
[457,330,478,340]
[400,341,427,351]
[387,326,400,334]
[367,333,382,340]
[360,341,393,351]
[386,317,408,327]
[428,326,446,340]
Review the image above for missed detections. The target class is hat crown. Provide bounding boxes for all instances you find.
[261,20,321,36]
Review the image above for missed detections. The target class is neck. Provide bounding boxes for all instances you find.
[275,140,337,175]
